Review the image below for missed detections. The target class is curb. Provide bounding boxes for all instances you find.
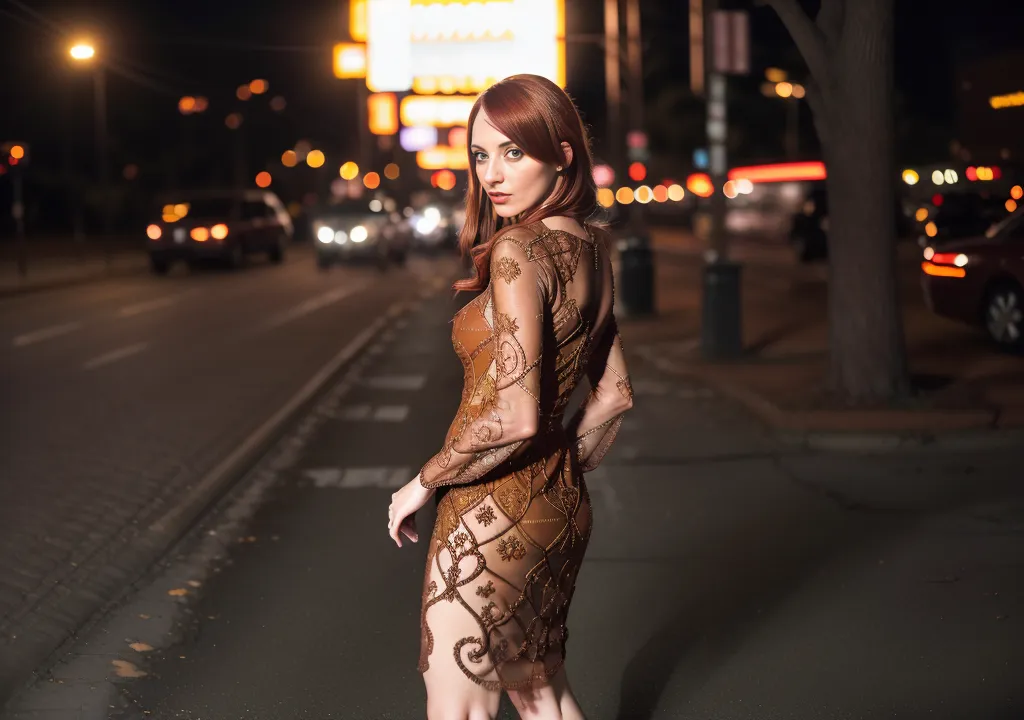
[634,344,1021,452]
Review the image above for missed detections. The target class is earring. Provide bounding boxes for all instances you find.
[556,165,564,172]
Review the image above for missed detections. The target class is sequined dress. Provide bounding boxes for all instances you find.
[417,220,632,691]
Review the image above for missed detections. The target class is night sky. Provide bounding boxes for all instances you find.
[1,0,1022,204]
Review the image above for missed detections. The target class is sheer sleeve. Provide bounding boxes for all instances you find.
[419,234,544,489]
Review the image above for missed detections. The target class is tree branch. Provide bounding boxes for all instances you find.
[816,0,844,48]
[763,0,830,88]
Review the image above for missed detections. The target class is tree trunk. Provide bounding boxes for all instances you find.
[823,0,908,402]
[768,0,909,403]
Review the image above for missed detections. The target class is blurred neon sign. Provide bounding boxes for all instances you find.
[989,91,1024,109]
[728,161,826,183]
[400,95,476,127]
[364,0,565,93]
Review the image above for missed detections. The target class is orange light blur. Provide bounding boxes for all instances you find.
[384,163,400,180]
[728,161,826,184]
[210,223,229,240]
[615,187,635,205]
[333,43,367,79]
[191,227,210,242]
[146,224,162,240]
[653,185,668,202]
[1006,199,1018,213]
[432,169,457,191]
[686,173,714,198]
[236,85,252,101]
[722,180,738,198]
[225,113,242,130]
[922,261,965,278]
[628,162,647,182]
[1011,185,1023,201]
[9,145,25,160]
[367,93,399,135]
[448,127,468,148]
[178,96,196,114]
[350,0,367,42]
[363,172,381,189]
[193,96,208,112]
[249,79,268,95]
[282,150,298,167]
[255,171,272,188]
[416,146,468,170]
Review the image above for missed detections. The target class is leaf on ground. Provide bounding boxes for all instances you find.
[111,660,148,678]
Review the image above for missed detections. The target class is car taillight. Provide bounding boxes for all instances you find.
[922,261,965,278]
[929,252,968,267]
[191,227,209,242]
[211,223,229,240]
[147,224,162,240]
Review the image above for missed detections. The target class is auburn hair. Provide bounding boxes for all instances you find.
[453,74,598,293]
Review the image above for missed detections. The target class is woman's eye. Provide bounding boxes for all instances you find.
[506,148,523,160]
[473,151,487,162]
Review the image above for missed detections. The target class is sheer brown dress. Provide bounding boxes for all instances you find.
[417,220,632,691]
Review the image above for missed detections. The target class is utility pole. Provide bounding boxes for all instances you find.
[603,0,622,180]
[700,0,747,358]
[94,65,111,267]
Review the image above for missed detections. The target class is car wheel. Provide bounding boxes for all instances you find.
[268,238,286,264]
[983,281,1024,352]
[150,256,170,275]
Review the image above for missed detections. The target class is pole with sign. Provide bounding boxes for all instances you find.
[700,4,748,359]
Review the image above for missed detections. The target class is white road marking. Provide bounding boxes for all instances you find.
[12,321,82,348]
[337,404,373,420]
[373,405,409,422]
[305,466,411,489]
[118,291,195,318]
[83,342,148,371]
[365,374,427,391]
[262,282,370,332]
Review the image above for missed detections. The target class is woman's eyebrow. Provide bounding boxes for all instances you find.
[470,141,514,150]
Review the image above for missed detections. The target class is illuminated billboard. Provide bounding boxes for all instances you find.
[363,0,565,93]
[400,95,477,127]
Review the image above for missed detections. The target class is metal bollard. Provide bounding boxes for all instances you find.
[700,261,743,359]
[616,234,655,317]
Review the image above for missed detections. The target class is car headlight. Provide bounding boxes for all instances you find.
[317,225,335,244]
[334,230,347,244]
[350,225,368,243]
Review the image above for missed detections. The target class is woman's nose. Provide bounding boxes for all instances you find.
[483,159,502,185]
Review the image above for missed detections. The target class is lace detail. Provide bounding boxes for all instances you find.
[418,220,624,691]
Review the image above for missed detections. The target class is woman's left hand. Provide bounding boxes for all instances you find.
[388,475,434,548]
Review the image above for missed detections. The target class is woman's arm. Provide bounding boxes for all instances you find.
[419,232,544,489]
[566,317,633,472]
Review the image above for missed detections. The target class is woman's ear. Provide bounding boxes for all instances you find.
[560,141,573,171]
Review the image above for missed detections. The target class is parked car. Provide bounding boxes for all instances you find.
[147,190,292,274]
[310,197,408,270]
[920,207,1024,351]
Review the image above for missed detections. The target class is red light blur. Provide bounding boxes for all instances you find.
[932,194,944,207]
[628,162,646,182]
[966,166,978,181]
[727,161,826,183]
[992,166,1002,180]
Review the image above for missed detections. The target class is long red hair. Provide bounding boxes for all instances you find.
[453,74,597,293]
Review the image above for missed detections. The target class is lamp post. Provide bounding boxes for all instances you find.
[69,41,110,264]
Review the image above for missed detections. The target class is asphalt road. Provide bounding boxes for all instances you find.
[0,245,460,702]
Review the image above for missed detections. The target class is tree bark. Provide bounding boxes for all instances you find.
[767,0,909,403]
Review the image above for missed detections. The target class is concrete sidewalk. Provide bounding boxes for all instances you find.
[5,287,1021,718]
[629,229,1024,444]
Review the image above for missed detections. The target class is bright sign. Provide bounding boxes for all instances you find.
[400,126,439,152]
[367,92,398,135]
[727,161,826,183]
[400,95,476,127]
[417,145,469,170]
[989,91,1024,109]
[333,43,367,79]
[365,0,565,93]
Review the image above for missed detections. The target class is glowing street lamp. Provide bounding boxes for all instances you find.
[69,43,96,61]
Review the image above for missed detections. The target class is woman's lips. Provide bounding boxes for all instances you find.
[488,192,510,205]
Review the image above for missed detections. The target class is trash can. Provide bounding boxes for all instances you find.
[701,261,743,359]
[616,234,655,317]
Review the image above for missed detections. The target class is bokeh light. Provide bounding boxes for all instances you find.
[667,184,685,201]
[281,150,298,168]
[634,185,653,204]
[270,96,287,112]
[306,150,326,168]
[249,79,269,95]
[653,185,668,203]
[225,113,242,130]
[255,171,272,188]
[236,85,252,101]
[615,187,634,205]
[597,188,615,208]
[363,172,381,189]
[384,163,400,180]
[340,161,359,180]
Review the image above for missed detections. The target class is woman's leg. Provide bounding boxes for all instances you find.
[506,668,585,720]
[422,663,501,720]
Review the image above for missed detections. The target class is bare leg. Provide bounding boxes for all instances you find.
[506,668,586,720]
[423,663,501,720]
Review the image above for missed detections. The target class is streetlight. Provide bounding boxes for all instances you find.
[69,40,110,258]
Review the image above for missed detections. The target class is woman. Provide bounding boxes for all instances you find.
[387,74,633,720]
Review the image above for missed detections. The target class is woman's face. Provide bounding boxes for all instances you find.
[470,109,558,219]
